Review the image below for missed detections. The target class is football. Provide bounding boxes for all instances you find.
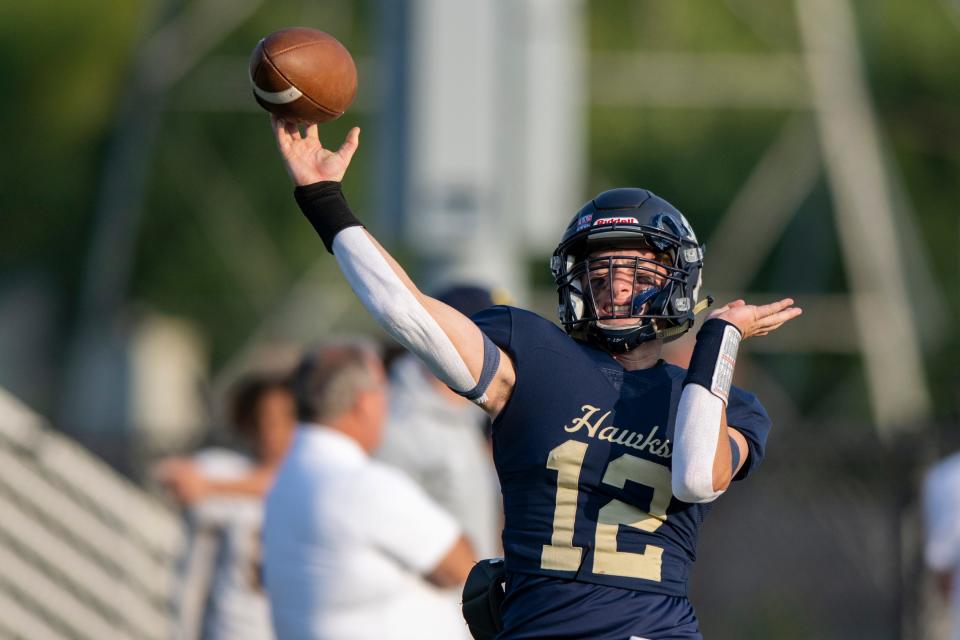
[249,27,357,124]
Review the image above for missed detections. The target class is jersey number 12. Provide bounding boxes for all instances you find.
[540,439,671,582]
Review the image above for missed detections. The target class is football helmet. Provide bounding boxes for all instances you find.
[550,188,705,352]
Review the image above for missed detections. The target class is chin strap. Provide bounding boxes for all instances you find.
[656,295,714,341]
[693,295,714,315]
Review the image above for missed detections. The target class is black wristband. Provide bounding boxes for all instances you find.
[683,318,742,402]
[293,181,363,254]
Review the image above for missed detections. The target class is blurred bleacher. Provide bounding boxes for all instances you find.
[0,387,183,640]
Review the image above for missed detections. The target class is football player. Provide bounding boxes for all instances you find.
[268,118,801,639]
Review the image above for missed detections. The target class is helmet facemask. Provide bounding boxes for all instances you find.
[558,248,683,350]
[585,251,678,325]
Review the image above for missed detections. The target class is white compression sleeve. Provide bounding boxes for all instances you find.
[671,384,725,504]
[331,227,477,393]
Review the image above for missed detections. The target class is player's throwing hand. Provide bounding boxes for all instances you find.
[270,115,360,186]
[709,297,802,339]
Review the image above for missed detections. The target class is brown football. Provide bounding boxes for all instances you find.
[249,27,357,124]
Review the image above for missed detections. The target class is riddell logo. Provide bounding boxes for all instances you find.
[593,216,639,226]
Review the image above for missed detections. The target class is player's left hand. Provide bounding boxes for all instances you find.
[708,298,801,340]
[270,115,360,186]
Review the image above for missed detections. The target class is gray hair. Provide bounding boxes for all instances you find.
[292,340,382,424]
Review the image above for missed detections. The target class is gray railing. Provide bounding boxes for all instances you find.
[0,387,183,640]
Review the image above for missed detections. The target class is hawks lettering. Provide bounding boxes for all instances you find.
[563,404,671,458]
[564,404,610,438]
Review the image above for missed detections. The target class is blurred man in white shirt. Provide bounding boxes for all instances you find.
[263,341,475,640]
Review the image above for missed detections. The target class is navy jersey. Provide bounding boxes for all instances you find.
[473,306,771,637]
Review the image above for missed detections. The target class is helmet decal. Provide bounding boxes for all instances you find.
[593,216,639,227]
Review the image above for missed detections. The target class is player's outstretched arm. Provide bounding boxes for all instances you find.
[270,117,515,416]
[673,298,801,503]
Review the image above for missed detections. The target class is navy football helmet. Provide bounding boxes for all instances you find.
[550,188,705,353]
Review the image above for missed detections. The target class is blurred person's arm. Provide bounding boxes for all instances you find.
[200,466,276,498]
[426,535,475,588]
[269,117,515,418]
[157,457,278,505]
[362,462,476,586]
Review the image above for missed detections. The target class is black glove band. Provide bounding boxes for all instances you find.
[683,318,742,403]
[293,181,363,254]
